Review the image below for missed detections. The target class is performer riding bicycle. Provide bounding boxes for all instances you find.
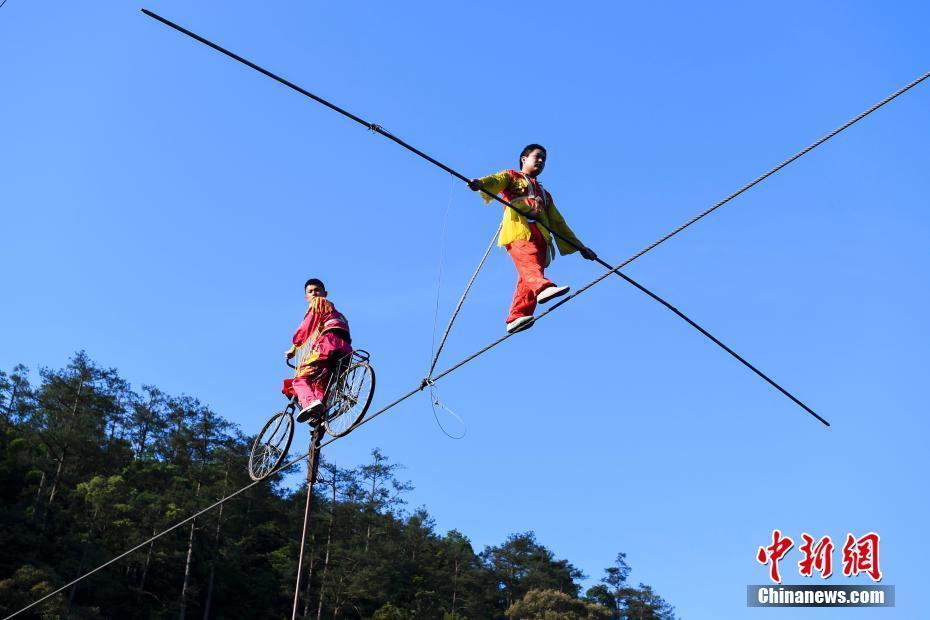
[285,278,353,423]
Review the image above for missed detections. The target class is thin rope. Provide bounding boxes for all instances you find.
[429,179,457,365]
[423,221,497,438]
[427,222,502,379]
[426,380,467,440]
[425,180,469,439]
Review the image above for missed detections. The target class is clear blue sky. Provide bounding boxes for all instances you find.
[2,1,928,617]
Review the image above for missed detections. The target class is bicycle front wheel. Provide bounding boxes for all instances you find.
[248,409,294,480]
[324,362,375,438]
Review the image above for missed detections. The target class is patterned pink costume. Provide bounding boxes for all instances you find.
[288,296,352,409]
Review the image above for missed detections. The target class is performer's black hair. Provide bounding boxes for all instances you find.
[519,143,546,168]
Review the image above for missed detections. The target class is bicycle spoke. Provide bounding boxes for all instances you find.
[249,411,294,480]
[320,360,375,438]
[262,444,282,473]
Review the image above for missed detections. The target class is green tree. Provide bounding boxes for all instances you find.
[349,447,413,554]
[126,386,169,460]
[0,565,68,618]
[616,584,676,620]
[481,532,585,611]
[0,365,33,429]
[373,602,412,620]
[438,529,492,618]
[593,552,676,620]
[32,352,124,530]
[506,588,613,620]
[596,552,631,618]
[585,584,617,615]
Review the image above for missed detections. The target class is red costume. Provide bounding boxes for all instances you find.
[505,223,554,323]
[287,296,352,409]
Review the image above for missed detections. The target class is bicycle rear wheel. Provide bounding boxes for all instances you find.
[248,408,294,480]
[324,361,375,438]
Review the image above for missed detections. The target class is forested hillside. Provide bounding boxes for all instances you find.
[0,353,675,619]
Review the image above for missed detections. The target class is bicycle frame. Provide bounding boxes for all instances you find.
[286,349,370,407]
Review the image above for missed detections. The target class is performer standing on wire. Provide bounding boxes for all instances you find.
[469,144,597,333]
[286,278,352,422]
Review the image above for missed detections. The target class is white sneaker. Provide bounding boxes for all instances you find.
[506,316,535,334]
[537,285,570,304]
[296,400,325,423]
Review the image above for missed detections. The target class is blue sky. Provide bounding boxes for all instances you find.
[2,1,928,617]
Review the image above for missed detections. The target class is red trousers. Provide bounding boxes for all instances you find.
[293,331,352,408]
[504,223,554,323]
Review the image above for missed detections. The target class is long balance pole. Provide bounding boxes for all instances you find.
[140,8,842,425]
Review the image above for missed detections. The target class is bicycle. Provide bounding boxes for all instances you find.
[248,349,376,481]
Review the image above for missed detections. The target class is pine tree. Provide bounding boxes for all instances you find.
[481,532,585,612]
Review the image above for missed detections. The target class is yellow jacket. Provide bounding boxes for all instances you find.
[478,170,583,262]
